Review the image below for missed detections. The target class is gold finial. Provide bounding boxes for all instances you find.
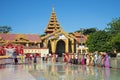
[52,5,54,13]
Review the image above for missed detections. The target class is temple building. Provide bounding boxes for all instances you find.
[71,32,88,54]
[41,7,88,56]
[0,34,41,48]
[0,34,41,56]
[0,7,88,57]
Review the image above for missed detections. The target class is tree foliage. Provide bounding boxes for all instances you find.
[86,17,120,53]
[86,30,112,52]
[107,17,120,35]
[75,28,97,35]
[40,34,45,37]
[106,17,120,53]
[83,28,97,35]
[0,26,12,33]
[111,32,120,52]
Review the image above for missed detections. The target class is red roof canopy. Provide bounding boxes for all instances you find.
[0,34,41,42]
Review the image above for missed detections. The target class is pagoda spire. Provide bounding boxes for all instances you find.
[45,7,61,34]
[52,5,54,13]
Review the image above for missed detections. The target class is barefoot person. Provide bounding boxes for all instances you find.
[105,53,110,68]
[13,51,18,64]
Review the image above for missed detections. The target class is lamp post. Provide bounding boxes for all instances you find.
[80,28,83,54]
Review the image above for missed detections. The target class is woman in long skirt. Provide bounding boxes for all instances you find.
[86,54,90,66]
[81,55,85,65]
[101,54,106,67]
[105,53,110,68]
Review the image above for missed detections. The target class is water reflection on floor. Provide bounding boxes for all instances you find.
[28,62,120,80]
[0,61,120,80]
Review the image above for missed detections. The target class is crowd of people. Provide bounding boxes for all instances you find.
[62,52,110,68]
[10,51,111,68]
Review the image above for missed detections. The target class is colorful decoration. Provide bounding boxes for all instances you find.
[0,43,24,55]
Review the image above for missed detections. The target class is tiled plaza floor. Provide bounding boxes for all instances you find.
[0,60,120,80]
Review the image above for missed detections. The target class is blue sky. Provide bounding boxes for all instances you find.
[0,0,120,34]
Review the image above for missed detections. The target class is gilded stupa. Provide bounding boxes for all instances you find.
[45,7,61,34]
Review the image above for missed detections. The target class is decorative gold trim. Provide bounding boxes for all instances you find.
[15,34,29,42]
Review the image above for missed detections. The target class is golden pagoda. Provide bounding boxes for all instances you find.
[45,7,61,34]
[41,7,78,56]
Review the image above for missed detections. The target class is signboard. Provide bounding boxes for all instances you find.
[4,48,15,56]
[24,48,49,57]
[58,34,66,39]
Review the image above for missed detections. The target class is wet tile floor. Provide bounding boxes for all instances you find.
[0,61,120,80]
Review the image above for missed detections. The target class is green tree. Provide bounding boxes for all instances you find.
[40,34,45,37]
[111,32,120,52]
[75,28,97,35]
[105,17,120,53]
[107,17,120,35]
[86,30,112,52]
[0,26,12,33]
[83,28,97,35]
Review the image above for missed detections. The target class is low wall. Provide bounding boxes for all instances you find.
[0,58,13,64]
[110,57,120,68]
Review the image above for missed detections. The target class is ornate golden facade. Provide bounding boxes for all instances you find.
[0,34,41,48]
[41,7,84,56]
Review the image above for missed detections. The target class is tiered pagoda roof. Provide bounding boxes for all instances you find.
[72,32,88,44]
[45,7,61,34]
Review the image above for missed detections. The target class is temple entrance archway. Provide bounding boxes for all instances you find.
[56,40,65,57]
[48,40,52,54]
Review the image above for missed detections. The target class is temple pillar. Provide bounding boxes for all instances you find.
[65,39,68,53]
[46,40,48,48]
[51,39,56,53]
[71,39,74,53]
[44,40,48,48]
[76,44,79,53]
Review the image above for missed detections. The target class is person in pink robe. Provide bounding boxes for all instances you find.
[105,53,110,68]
